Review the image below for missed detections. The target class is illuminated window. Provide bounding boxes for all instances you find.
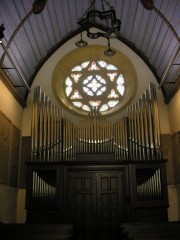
[65,60,126,113]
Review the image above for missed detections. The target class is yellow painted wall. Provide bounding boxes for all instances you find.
[0,79,23,130]
[16,189,26,223]
[0,78,24,223]
[168,89,180,134]
[167,89,180,221]
[168,185,180,221]
[0,185,18,223]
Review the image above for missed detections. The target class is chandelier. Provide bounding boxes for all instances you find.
[75,0,121,56]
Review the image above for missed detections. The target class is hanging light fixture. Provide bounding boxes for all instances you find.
[140,0,154,10]
[0,24,5,42]
[32,0,47,14]
[75,0,121,56]
[75,32,88,48]
[104,38,116,56]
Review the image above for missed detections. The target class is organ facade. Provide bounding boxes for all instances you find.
[25,83,168,228]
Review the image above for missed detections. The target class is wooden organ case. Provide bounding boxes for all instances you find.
[26,83,168,232]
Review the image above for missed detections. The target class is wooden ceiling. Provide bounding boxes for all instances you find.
[0,0,179,107]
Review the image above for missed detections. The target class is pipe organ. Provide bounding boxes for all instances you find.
[128,85,161,161]
[30,83,162,162]
[31,87,63,162]
[136,168,162,201]
[32,170,56,203]
[76,111,114,155]
[26,83,168,224]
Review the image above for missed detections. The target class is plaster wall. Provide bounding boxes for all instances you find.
[167,90,180,221]
[16,189,26,223]
[0,184,18,223]
[0,79,23,223]
[23,36,170,136]
[0,79,23,130]
[168,89,180,134]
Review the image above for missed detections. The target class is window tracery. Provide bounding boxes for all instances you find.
[65,60,125,113]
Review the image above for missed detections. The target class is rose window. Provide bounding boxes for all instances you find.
[65,60,125,113]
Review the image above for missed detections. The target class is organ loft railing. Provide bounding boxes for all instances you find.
[30,83,162,162]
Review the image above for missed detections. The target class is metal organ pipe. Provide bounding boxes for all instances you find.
[30,83,162,162]
[32,171,56,203]
[136,168,162,201]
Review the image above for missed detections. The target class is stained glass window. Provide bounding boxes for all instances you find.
[72,102,82,107]
[107,73,117,81]
[107,89,119,98]
[65,60,125,113]
[71,90,82,99]
[71,74,82,83]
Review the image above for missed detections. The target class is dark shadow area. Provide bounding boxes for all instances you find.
[74,225,121,240]
[120,221,180,240]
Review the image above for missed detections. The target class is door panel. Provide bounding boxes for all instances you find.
[97,173,124,226]
[69,173,96,227]
[68,170,124,238]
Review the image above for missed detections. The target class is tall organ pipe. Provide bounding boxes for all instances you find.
[31,83,162,161]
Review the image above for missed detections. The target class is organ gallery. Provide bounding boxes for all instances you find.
[26,83,168,228]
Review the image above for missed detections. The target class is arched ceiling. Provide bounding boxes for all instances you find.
[0,0,179,107]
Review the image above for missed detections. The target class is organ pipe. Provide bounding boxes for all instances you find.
[136,168,162,201]
[30,83,162,161]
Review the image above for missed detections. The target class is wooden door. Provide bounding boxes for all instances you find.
[96,172,124,238]
[68,171,96,237]
[68,170,124,238]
